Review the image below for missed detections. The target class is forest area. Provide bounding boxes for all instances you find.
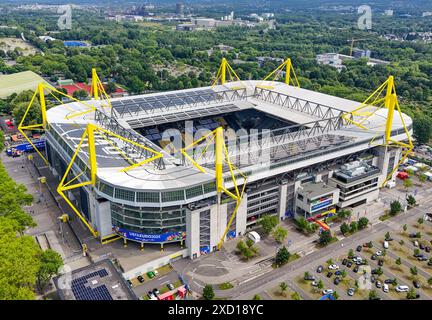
[0,7,431,141]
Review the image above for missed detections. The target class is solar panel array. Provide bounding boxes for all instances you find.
[71,269,113,300]
[112,89,217,116]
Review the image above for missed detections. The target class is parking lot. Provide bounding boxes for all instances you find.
[128,265,184,300]
[266,219,432,300]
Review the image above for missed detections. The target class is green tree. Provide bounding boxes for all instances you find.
[413,116,432,144]
[385,232,391,240]
[105,82,117,94]
[407,288,417,299]
[428,277,432,286]
[318,230,333,246]
[395,257,402,266]
[418,218,424,225]
[252,294,261,300]
[348,249,354,258]
[275,246,290,266]
[403,224,408,232]
[358,217,369,230]
[333,291,339,300]
[419,174,427,184]
[369,290,378,300]
[272,225,288,243]
[0,217,41,300]
[340,222,350,235]
[410,266,418,276]
[72,89,89,100]
[36,249,63,293]
[291,291,301,300]
[403,179,413,189]
[349,221,358,233]
[202,284,214,300]
[390,200,402,216]
[259,214,279,235]
[279,281,288,297]
[317,279,324,289]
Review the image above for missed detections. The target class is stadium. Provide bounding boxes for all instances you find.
[20,59,413,260]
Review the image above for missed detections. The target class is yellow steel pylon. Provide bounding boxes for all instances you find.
[342,76,413,187]
[180,127,247,250]
[90,68,112,109]
[257,58,300,89]
[212,58,243,88]
[18,82,98,165]
[57,123,163,238]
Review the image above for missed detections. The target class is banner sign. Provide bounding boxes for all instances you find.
[15,139,46,152]
[113,226,186,243]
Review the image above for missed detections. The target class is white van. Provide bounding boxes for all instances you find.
[383,241,389,249]
[246,231,261,244]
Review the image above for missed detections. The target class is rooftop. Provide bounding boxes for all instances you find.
[54,259,137,300]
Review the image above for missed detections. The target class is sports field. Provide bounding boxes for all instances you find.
[0,71,49,98]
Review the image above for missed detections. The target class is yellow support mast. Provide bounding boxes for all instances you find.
[57,123,163,239]
[212,58,243,87]
[342,76,413,187]
[91,68,99,100]
[257,58,300,89]
[180,127,247,250]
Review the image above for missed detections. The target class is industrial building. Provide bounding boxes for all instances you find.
[21,60,412,260]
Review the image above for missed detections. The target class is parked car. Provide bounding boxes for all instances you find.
[316,265,324,273]
[425,247,431,253]
[342,259,348,265]
[127,280,133,287]
[384,279,395,284]
[147,291,156,299]
[147,271,155,279]
[378,259,384,266]
[328,264,339,270]
[371,254,377,260]
[346,261,353,268]
[154,270,159,276]
[304,274,316,281]
[347,288,355,296]
[383,241,389,249]
[413,241,419,247]
[418,256,428,261]
[419,243,425,250]
[375,281,382,288]
[356,245,362,252]
[383,284,389,293]
[137,275,145,283]
[311,281,318,287]
[326,272,333,278]
[413,280,420,289]
[335,270,342,276]
[334,277,341,285]
[353,266,359,273]
[322,289,334,295]
[152,288,160,296]
[167,283,175,290]
[375,251,383,256]
[396,285,409,292]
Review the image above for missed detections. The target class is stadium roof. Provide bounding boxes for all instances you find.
[46,80,413,191]
[0,70,49,98]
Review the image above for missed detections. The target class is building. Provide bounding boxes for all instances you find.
[176,23,196,31]
[54,259,137,300]
[176,3,184,17]
[43,74,412,260]
[316,52,390,72]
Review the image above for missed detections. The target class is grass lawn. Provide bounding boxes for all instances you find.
[218,282,234,290]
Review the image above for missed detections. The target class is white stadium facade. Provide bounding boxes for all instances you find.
[42,73,412,260]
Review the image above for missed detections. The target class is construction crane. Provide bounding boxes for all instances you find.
[348,38,366,56]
